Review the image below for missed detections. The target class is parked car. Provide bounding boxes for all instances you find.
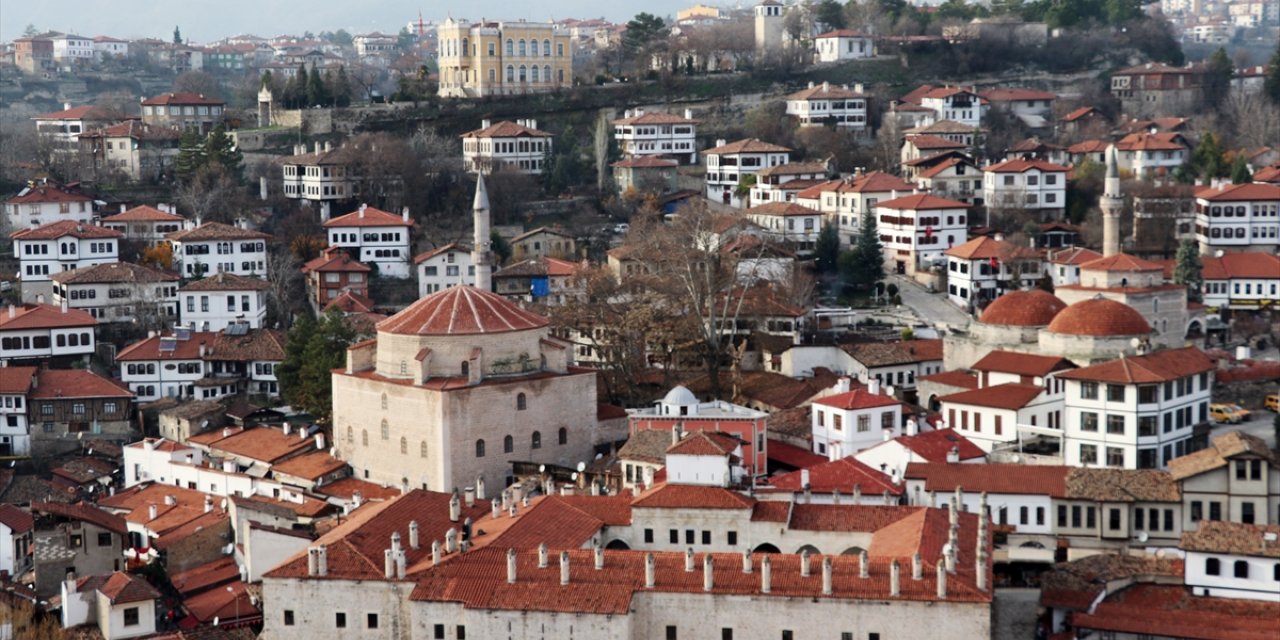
[1265,393,1278,412]
[1209,403,1250,424]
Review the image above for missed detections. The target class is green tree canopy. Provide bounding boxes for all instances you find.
[815,0,847,29]
[624,13,667,53]
[173,129,204,183]
[1172,238,1203,303]
[203,125,243,177]
[815,222,841,275]
[1205,47,1234,110]
[1229,155,1252,184]
[1192,132,1228,183]
[839,210,885,294]
[277,310,359,422]
[173,25,182,44]
[1265,41,1280,105]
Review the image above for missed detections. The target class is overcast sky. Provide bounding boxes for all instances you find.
[2,0,716,43]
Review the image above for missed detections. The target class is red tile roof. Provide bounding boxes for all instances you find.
[79,121,182,142]
[613,111,698,125]
[192,425,316,464]
[33,105,122,121]
[30,369,132,400]
[786,83,867,100]
[181,579,260,624]
[667,431,741,456]
[141,92,225,106]
[1181,520,1280,558]
[906,134,969,151]
[166,222,271,242]
[1057,346,1213,385]
[167,556,240,595]
[413,242,469,265]
[1073,584,1280,640]
[876,193,969,211]
[984,158,1069,173]
[631,483,755,510]
[944,236,1039,260]
[116,331,218,361]
[812,389,902,411]
[10,220,122,240]
[1115,132,1185,152]
[905,462,1069,497]
[703,137,792,155]
[0,504,33,533]
[890,429,986,462]
[939,382,1044,410]
[1060,106,1099,122]
[51,261,178,285]
[1067,139,1110,154]
[302,247,371,273]
[31,501,128,534]
[1168,431,1273,481]
[3,185,92,205]
[918,371,979,390]
[971,351,1075,378]
[322,205,414,228]
[1048,246,1102,265]
[312,477,403,502]
[0,366,36,394]
[181,271,270,291]
[270,450,346,480]
[764,457,900,495]
[0,304,97,331]
[746,202,821,217]
[1202,252,1280,279]
[153,510,230,550]
[489,495,632,550]
[814,29,872,38]
[1078,253,1163,273]
[98,572,161,604]
[978,289,1066,326]
[1046,298,1151,336]
[460,120,552,138]
[797,171,915,198]
[376,285,550,336]
[916,157,975,179]
[764,439,828,468]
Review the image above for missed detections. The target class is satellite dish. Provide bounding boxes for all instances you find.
[571,472,579,481]
[222,543,234,555]
[576,462,586,472]
[538,465,546,473]
[1129,337,1142,348]
[1137,531,1149,543]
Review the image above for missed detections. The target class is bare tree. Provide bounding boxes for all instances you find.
[176,165,249,223]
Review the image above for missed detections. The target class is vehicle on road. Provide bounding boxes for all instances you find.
[1210,403,1250,424]
[1265,393,1278,412]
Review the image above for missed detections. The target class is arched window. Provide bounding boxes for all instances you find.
[543,39,551,56]
[530,65,539,82]
[381,393,388,410]
[362,429,369,446]
[1234,560,1249,578]
[503,435,513,453]
[543,65,551,83]
[518,39,526,56]
[531,431,542,449]
[505,65,514,82]
[400,436,408,454]
[420,441,428,458]
[381,419,389,440]
[347,426,353,443]
[505,39,513,56]
[1205,557,1220,575]
[519,65,527,82]
[475,439,486,458]
[558,427,567,445]
[517,393,527,411]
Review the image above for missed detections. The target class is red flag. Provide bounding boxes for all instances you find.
[989,256,999,270]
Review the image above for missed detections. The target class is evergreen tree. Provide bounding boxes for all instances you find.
[306,64,328,107]
[333,66,352,107]
[173,129,204,182]
[173,26,182,44]
[814,222,840,275]
[284,64,307,108]
[1205,47,1233,109]
[1192,132,1227,183]
[839,211,885,294]
[1173,238,1203,303]
[203,125,242,178]
[1265,41,1280,105]
[815,0,847,29]
[1230,155,1252,184]
[277,310,357,421]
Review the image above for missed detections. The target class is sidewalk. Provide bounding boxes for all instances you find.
[887,273,972,331]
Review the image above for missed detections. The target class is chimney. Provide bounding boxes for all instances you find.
[683,109,693,120]
[936,560,947,598]
[946,446,960,463]
[481,118,491,129]
[684,548,695,572]
[317,545,327,576]
[594,544,604,570]
[384,549,394,579]
[491,499,501,519]
[853,483,861,503]
[855,83,865,94]
[976,548,988,591]
[7,305,13,320]
[464,486,476,507]
[761,555,772,593]
[409,521,420,550]
[431,540,441,565]
[821,557,833,595]
[391,532,402,553]
[283,423,292,436]
[911,553,922,580]
[61,298,68,314]
[307,548,319,575]
[808,81,814,89]
[352,491,363,509]
[402,206,410,222]
[325,141,332,153]
[716,138,726,148]
[906,419,918,436]
[396,550,407,579]
[645,553,656,588]
[559,551,571,585]
[119,204,127,213]
[538,543,549,568]
[449,491,461,522]
[445,528,457,553]
[954,486,963,511]
[859,550,869,579]
[63,102,72,111]
[148,504,158,520]
[507,548,518,584]
[868,379,881,395]
[703,555,714,591]
[314,433,325,450]
[203,496,213,513]
[800,550,811,577]
[165,495,177,506]
[889,559,900,597]
[742,550,753,573]
[822,81,829,92]
[358,203,367,218]
[835,377,851,393]
[475,476,486,501]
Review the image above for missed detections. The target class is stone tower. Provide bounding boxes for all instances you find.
[471,175,492,291]
[754,0,785,54]
[1101,145,1123,257]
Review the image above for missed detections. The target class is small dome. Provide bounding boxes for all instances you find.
[376,285,549,336]
[1047,298,1151,337]
[979,290,1067,327]
[662,385,698,406]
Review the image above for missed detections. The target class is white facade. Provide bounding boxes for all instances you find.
[703,139,791,208]
[982,160,1068,213]
[1194,183,1280,253]
[813,31,874,62]
[168,223,271,280]
[1184,546,1280,602]
[0,304,97,363]
[784,82,869,130]
[745,203,824,253]
[179,285,268,331]
[93,38,129,59]
[415,245,475,297]
[52,269,178,325]
[875,194,970,275]
[460,119,553,175]
[324,205,415,278]
[810,385,904,461]
[50,34,94,65]
[919,88,986,128]
[943,386,1062,453]
[3,188,95,230]
[944,237,1045,309]
[613,109,699,164]
[797,172,916,250]
[1200,253,1280,310]
[0,379,32,457]
[12,224,120,288]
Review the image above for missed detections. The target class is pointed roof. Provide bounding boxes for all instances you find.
[376,285,549,336]
[302,248,371,274]
[10,220,122,241]
[876,193,969,211]
[812,388,902,411]
[474,175,489,212]
[703,138,791,155]
[101,205,185,223]
[98,572,161,604]
[944,236,1037,260]
[323,205,414,228]
[1056,346,1213,384]
[460,120,552,138]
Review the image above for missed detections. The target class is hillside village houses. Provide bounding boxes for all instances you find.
[178,272,270,331]
[981,158,1070,219]
[1198,252,1280,310]
[875,193,971,275]
[32,103,122,151]
[944,235,1044,308]
[414,243,475,297]
[784,81,870,131]
[99,204,186,244]
[12,220,122,303]
[167,221,271,279]
[0,303,97,365]
[613,108,699,165]
[747,161,831,206]
[322,204,415,278]
[703,138,792,208]
[460,119,553,175]
[50,262,179,325]
[810,378,905,460]
[812,29,875,62]
[1193,182,1280,253]
[796,171,916,249]
[3,182,96,230]
[116,327,285,401]
[279,142,357,221]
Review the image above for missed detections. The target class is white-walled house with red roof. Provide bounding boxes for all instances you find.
[874,192,970,275]
[810,378,905,460]
[981,158,1069,218]
[1193,182,1280,253]
[414,243,474,297]
[3,182,95,230]
[702,138,792,208]
[796,171,916,250]
[99,204,186,244]
[1199,252,1280,310]
[812,29,875,62]
[166,221,271,280]
[0,303,96,365]
[944,235,1044,308]
[460,119,554,175]
[853,428,986,491]
[11,220,122,303]
[323,204,415,278]
[612,108,699,164]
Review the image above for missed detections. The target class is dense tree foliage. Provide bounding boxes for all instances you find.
[277,310,361,422]
[1173,238,1203,303]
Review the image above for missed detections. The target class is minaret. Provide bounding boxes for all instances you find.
[1101,145,1123,257]
[472,175,492,291]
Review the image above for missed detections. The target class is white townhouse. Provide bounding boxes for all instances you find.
[415,244,475,298]
[323,204,415,279]
[784,82,870,130]
[92,36,129,59]
[982,158,1069,217]
[99,205,186,245]
[612,108,699,164]
[117,327,285,402]
[810,379,905,460]
[904,463,1070,540]
[32,104,121,151]
[11,221,122,303]
[913,157,982,205]
[977,88,1057,127]
[1181,521,1280,602]
[744,202,825,254]
[167,222,272,280]
[812,29,875,62]
[703,138,792,208]
[943,236,1044,308]
[2,183,95,230]
[1194,183,1280,253]
[179,272,269,331]
[917,86,986,128]
[940,382,1062,454]
[1113,133,1188,179]
[460,119,553,175]
[49,33,94,66]
[748,162,829,207]
[0,303,97,364]
[874,193,970,275]
[280,142,356,221]
[1047,246,1102,288]
[796,172,915,250]
[1169,431,1279,530]
[0,367,36,458]
[1059,346,1214,470]
[51,262,178,325]
[1200,252,1280,311]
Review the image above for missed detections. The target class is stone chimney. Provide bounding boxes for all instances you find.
[384,549,394,579]
[742,550,753,573]
[431,540,441,565]
[507,548,518,584]
[936,560,947,598]
[889,559,900,597]
[859,550,869,579]
[594,544,604,570]
[645,553,656,588]
[409,521,420,550]
[538,543,549,568]
[317,545,327,576]
[800,550,811,577]
[449,491,461,522]
[821,557,833,595]
[559,551,571,585]
[761,555,772,593]
[684,548,695,572]
[703,555,714,591]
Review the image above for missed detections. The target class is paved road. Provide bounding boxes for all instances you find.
[1210,410,1277,449]
[887,273,973,331]
[993,588,1040,640]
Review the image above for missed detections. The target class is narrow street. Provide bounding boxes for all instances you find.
[887,273,973,332]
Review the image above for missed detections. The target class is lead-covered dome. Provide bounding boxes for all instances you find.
[376,285,549,336]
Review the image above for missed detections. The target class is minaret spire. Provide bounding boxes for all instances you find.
[1101,145,1123,257]
[472,176,492,291]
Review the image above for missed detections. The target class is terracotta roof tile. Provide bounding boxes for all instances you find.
[181,272,269,291]
[270,450,346,480]
[376,285,549,336]
[786,83,867,100]
[101,205,186,223]
[1073,584,1280,640]
[33,105,123,121]
[1040,554,1182,609]
[166,222,271,242]
[970,351,1075,377]
[796,172,914,199]
[141,92,225,106]
[199,425,315,464]
[1060,106,1099,122]
[905,462,1070,497]
[0,304,97,331]
[612,111,698,126]
[667,431,741,456]
[413,242,469,265]
[1048,246,1102,265]
[876,193,969,211]
[322,205,415,228]
[944,236,1040,260]
[1064,468,1179,502]
[1057,347,1213,384]
[0,504,33,533]
[0,366,36,394]
[984,158,1069,173]
[51,261,178,285]
[29,369,132,400]
[746,202,821,217]
[906,134,970,151]
[1078,253,1163,273]
[10,220,121,241]
[489,495,631,549]
[918,371,979,390]
[181,579,260,624]
[460,120,552,138]
[631,483,755,510]
[842,339,943,367]
[1181,520,1280,558]
[890,429,985,462]
[302,247,371,273]
[312,477,403,502]
[3,185,92,205]
[764,457,899,495]
[1201,252,1280,279]
[1168,431,1274,480]
[939,382,1044,410]
[169,557,240,595]
[812,389,901,411]
[98,571,161,604]
[1046,298,1150,336]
